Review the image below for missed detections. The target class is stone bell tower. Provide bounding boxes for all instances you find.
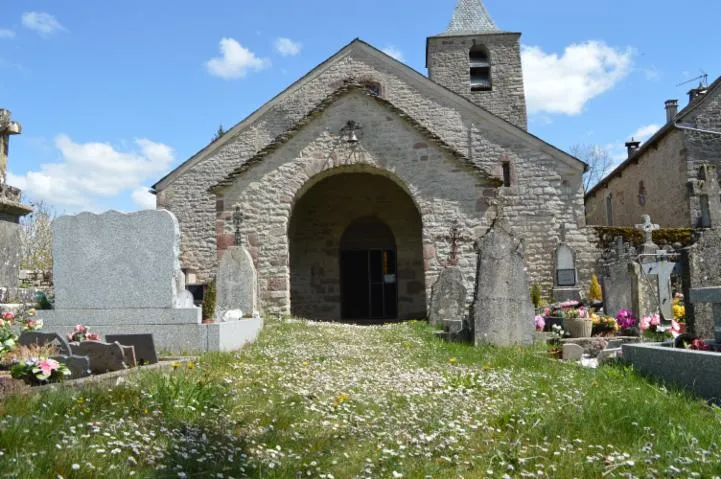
[426,0,528,130]
[0,108,33,292]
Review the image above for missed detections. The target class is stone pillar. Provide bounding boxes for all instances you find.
[0,109,33,291]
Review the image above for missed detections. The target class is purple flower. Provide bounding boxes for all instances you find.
[534,315,545,331]
[616,309,637,329]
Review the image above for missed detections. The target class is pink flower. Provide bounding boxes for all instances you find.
[1,311,14,321]
[639,316,650,331]
[543,307,551,317]
[86,332,100,341]
[649,314,661,327]
[74,324,87,333]
[37,358,60,376]
[534,315,545,331]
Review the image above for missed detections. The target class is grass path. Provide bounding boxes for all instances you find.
[1,319,721,478]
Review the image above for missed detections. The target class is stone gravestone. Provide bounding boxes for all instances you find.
[553,237,581,302]
[18,331,71,356]
[601,238,635,318]
[215,246,257,322]
[50,355,91,379]
[689,164,721,228]
[689,287,721,345]
[562,343,584,361]
[471,219,534,346]
[601,236,658,320]
[681,227,721,338]
[640,250,676,321]
[429,267,467,325]
[70,341,127,374]
[105,334,158,365]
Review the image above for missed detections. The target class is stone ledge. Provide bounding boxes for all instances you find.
[622,342,721,404]
[40,317,264,355]
[40,308,201,326]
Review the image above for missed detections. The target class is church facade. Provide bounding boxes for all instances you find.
[152,0,597,320]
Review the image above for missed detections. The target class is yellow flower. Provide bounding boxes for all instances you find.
[673,304,685,320]
[172,362,181,369]
[186,361,195,369]
[449,357,457,365]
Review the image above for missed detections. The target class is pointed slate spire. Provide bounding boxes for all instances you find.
[442,0,500,35]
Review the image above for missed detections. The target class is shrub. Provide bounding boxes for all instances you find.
[530,283,542,308]
[202,280,217,321]
[588,274,603,301]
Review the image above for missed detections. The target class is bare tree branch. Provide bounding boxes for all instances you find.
[20,200,55,271]
[570,144,611,193]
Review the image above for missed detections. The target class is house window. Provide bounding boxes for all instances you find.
[606,193,613,226]
[502,161,511,186]
[469,45,491,91]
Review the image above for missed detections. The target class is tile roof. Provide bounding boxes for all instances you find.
[441,0,500,36]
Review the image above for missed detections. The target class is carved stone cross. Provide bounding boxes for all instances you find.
[634,215,659,256]
[613,236,625,259]
[690,164,721,228]
[232,206,246,246]
[641,251,676,322]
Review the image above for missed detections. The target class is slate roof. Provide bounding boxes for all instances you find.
[209,82,503,193]
[440,0,500,36]
[585,74,721,199]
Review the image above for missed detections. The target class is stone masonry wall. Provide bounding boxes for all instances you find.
[158,44,594,308]
[683,87,721,225]
[216,92,494,315]
[427,33,527,130]
[585,129,688,227]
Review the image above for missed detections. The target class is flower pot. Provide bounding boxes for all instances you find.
[563,317,593,338]
[544,316,564,332]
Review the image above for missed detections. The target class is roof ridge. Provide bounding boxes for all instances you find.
[209,83,501,193]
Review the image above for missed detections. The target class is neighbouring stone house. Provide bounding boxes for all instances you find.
[152,0,597,321]
[586,75,721,228]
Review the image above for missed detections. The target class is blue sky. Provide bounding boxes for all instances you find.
[2,0,720,213]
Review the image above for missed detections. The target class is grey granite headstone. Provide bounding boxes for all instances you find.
[18,331,71,355]
[105,334,158,365]
[53,210,189,310]
[429,267,467,326]
[50,355,91,379]
[471,220,534,346]
[215,246,257,322]
[689,287,721,344]
[70,340,127,374]
[562,343,584,361]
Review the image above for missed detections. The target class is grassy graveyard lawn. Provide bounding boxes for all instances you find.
[2,320,721,478]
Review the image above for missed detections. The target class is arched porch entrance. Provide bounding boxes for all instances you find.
[288,171,425,322]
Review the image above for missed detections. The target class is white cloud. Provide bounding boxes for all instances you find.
[382,46,404,62]
[131,187,156,210]
[631,123,661,141]
[522,41,634,115]
[274,37,302,57]
[21,12,66,36]
[0,29,15,39]
[206,37,270,79]
[9,135,174,212]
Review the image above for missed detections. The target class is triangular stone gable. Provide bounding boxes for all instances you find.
[210,83,501,193]
[153,39,584,192]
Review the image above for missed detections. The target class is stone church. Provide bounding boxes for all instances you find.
[152,0,596,321]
